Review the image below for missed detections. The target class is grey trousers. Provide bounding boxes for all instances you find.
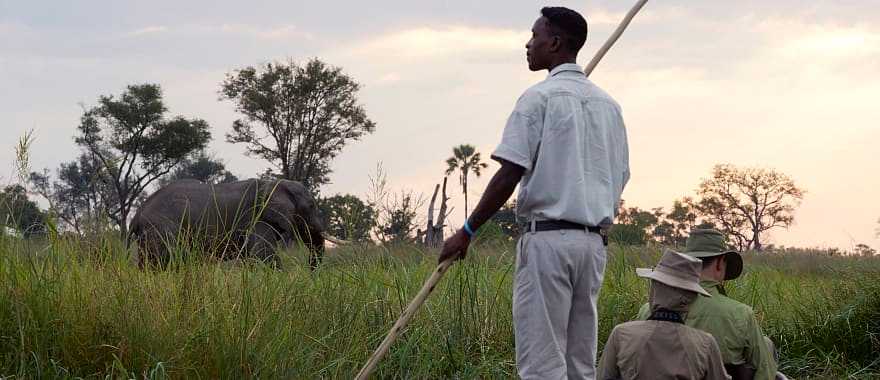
[513,229,608,380]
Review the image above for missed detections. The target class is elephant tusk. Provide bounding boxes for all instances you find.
[323,234,350,246]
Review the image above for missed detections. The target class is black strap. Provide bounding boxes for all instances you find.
[647,309,684,324]
[524,220,601,233]
[521,220,607,246]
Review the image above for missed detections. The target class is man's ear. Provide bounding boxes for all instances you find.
[549,35,562,53]
[715,255,726,272]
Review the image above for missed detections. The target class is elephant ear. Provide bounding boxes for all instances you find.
[258,180,322,240]
[279,180,324,231]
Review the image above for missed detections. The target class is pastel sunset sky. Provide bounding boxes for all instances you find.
[2,0,878,250]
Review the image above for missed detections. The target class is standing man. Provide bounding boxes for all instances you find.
[439,6,630,379]
[637,229,780,380]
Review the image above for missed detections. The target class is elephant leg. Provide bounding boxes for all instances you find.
[137,229,170,269]
[246,221,282,268]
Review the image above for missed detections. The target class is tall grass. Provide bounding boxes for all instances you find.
[0,234,878,379]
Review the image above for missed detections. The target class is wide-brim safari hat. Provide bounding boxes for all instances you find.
[636,249,711,297]
[683,229,743,281]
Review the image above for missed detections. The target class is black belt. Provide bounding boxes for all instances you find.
[522,220,607,245]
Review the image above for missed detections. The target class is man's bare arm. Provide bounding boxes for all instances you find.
[437,159,524,263]
[466,159,525,230]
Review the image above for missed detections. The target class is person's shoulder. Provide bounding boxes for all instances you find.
[581,80,622,109]
[698,292,757,325]
[613,320,649,335]
[519,81,551,102]
[511,83,551,116]
[716,293,754,314]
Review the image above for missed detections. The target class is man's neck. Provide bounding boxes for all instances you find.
[546,57,578,72]
[700,272,724,283]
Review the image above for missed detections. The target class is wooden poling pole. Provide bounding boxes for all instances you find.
[355,2,651,378]
[355,258,455,380]
[584,0,650,77]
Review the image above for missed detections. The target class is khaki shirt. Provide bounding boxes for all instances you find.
[638,281,778,380]
[598,320,729,380]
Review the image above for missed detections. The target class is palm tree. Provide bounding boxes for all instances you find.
[445,144,489,220]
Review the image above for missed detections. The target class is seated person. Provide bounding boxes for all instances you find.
[637,229,782,380]
[598,249,729,380]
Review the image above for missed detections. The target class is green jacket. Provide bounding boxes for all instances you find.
[638,281,777,380]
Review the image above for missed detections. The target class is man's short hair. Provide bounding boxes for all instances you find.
[540,6,588,54]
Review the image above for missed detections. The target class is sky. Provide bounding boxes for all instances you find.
[1,0,878,250]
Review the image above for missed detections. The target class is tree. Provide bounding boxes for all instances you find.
[444,144,488,220]
[221,58,376,191]
[652,198,700,246]
[424,177,452,247]
[30,153,115,235]
[611,201,659,245]
[377,193,421,244]
[875,218,879,238]
[161,151,238,186]
[0,185,46,238]
[854,243,876,257]
[693,164,805,251]
[318,194,375,242]
[74,83,211,236]
[364,162,424,244]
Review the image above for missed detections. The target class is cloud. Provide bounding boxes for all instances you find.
[377,73,401,84]
[218,23,314,40]
[774,23,880,59]
[347,25,524,61]
[126,25,168,37]
[584,6,677,26]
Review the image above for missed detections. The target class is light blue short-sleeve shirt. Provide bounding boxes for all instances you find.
[492,63,630,228]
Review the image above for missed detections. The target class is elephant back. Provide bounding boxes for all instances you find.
[134,179,266,235]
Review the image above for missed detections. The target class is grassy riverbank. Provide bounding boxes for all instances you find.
[1,234,878,378]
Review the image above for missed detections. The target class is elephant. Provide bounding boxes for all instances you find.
[130,178,335,270]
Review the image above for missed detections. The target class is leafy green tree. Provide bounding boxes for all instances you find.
[318,194,375,242]
[74,83,211,236]
[611,202,656,245]
[651,219,677,245]
[651,199,700,246]
[221,58,376,190]
[445,144,488,219]
[161,151,238,185]
[30,154,115,235]
[0,185,46,238]
[694,164,805,251]
[377,193,421,244]
[609,224,648,246]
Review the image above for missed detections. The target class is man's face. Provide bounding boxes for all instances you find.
[526,17,556,71]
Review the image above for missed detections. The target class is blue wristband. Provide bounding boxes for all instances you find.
[462,221,476,238]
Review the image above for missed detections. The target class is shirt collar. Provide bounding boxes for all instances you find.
[699,280,722,295]
[548,63,584,78]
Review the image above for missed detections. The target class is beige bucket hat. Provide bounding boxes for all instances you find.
[636,249,711,297]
